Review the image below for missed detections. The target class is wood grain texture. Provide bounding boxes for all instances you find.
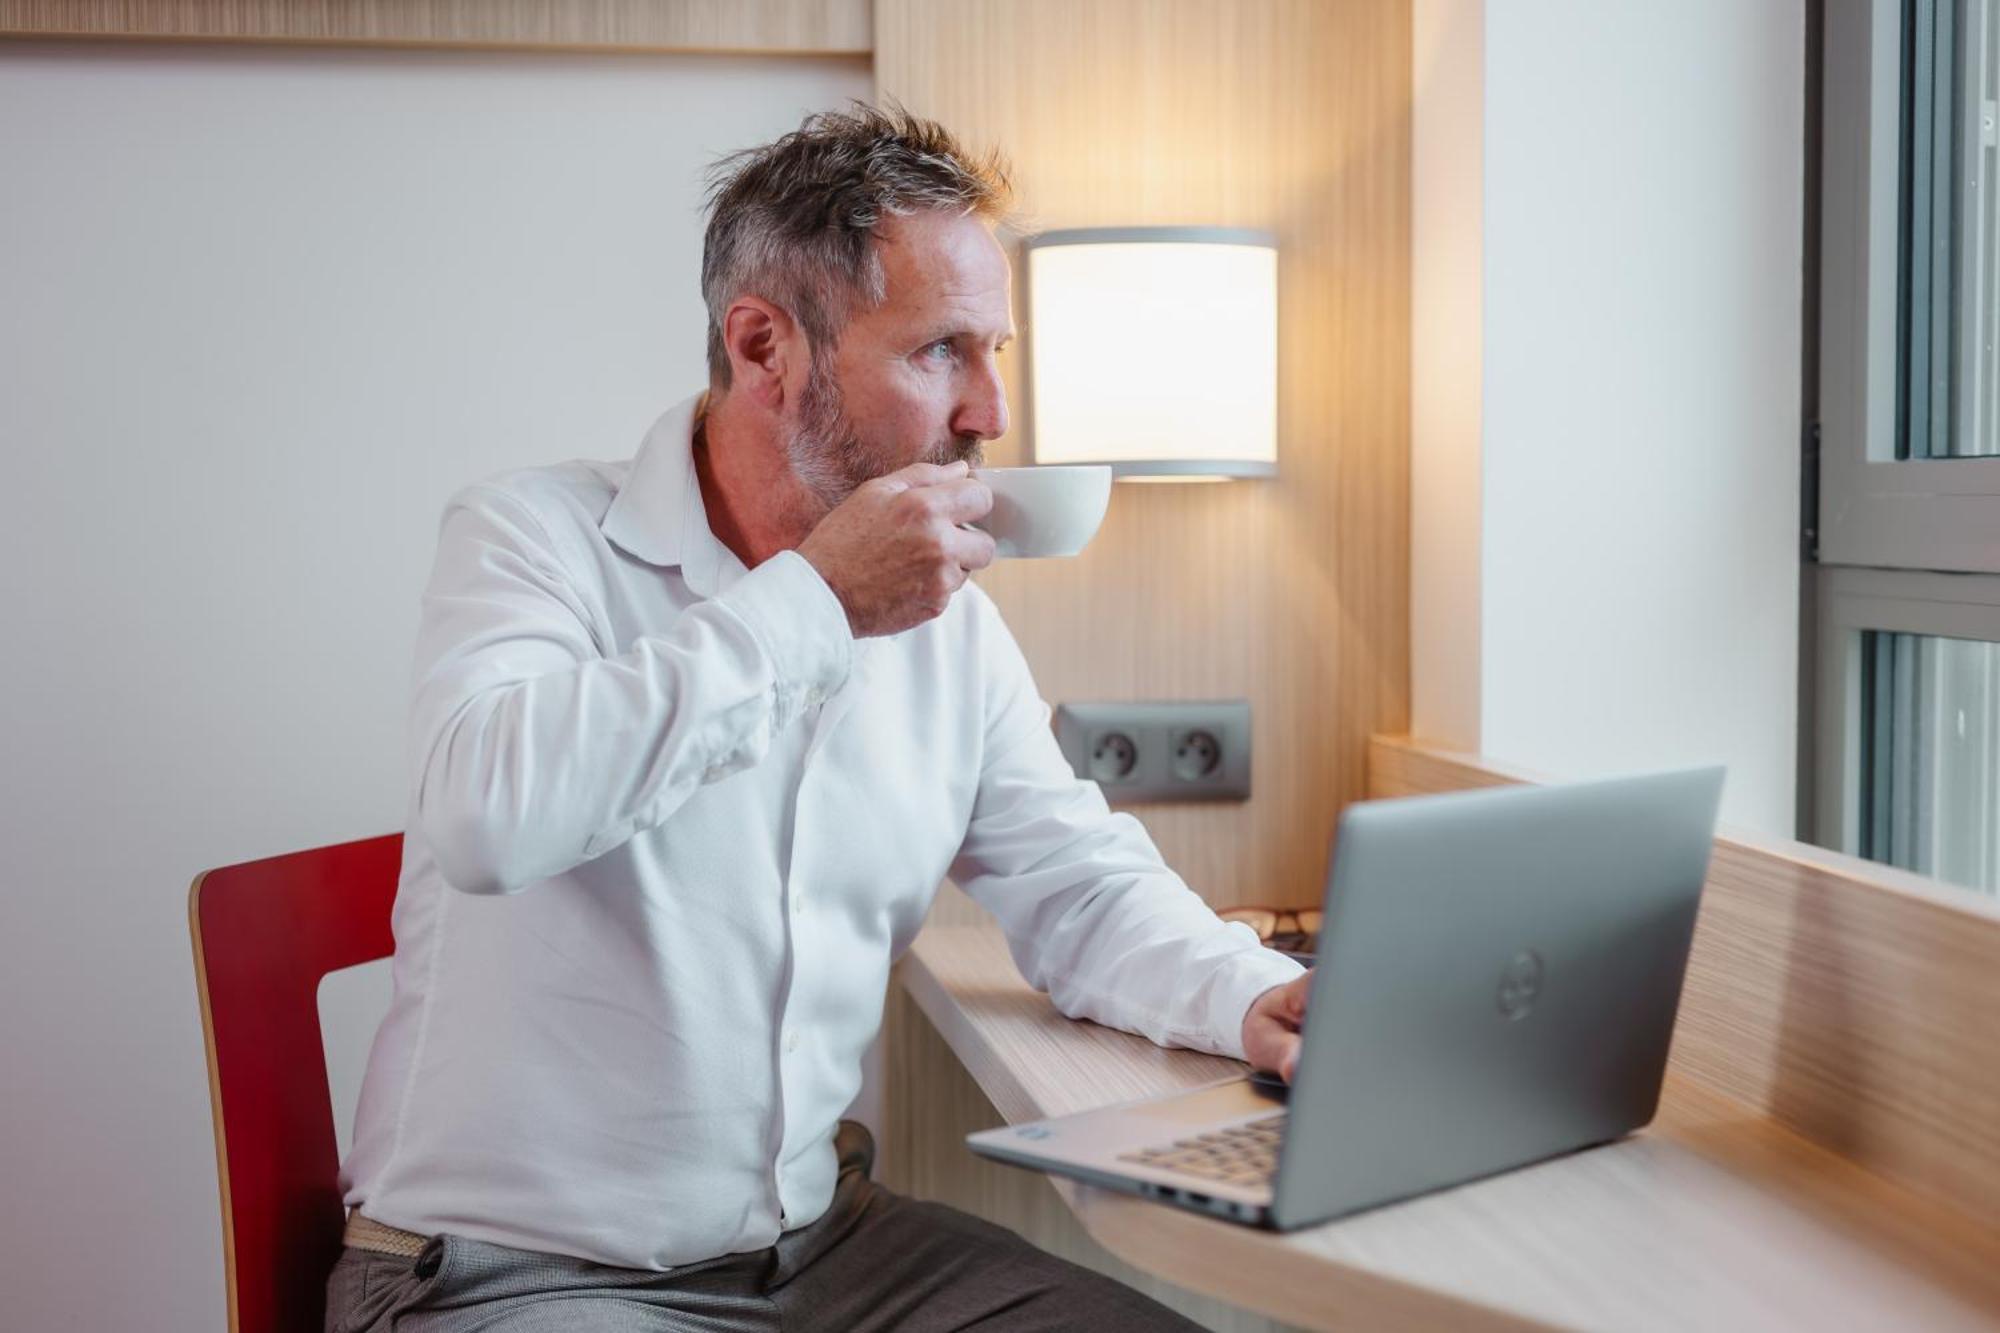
[875,0,1412,913]
[877,4,1411,1312]
[895,924,2000,1333]
[0,0,873,53]
[1367,734,2000,1238]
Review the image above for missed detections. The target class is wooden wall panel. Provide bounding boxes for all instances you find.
[877,7,1410,1321]
[0,0,873,53]
[1367,734,2000,1237]
[877,0,1412,914]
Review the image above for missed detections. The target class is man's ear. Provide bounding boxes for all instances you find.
[721,296,807,414]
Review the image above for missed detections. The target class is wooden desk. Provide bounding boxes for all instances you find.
[891,924,2000,1332]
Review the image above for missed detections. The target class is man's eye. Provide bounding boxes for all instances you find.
[925,340,956,361]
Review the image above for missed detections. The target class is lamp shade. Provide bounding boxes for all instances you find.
[1023,227,1278,480]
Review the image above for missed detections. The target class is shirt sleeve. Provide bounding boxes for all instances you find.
[410,482,853,896]
[946,587,1305,1062]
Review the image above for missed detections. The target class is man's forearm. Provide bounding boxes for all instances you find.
[413,489,851,895]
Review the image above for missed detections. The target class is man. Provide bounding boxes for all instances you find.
[327,104,1310,1332]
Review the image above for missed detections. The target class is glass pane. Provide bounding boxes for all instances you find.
[1896,0,2000,458]
[1859,629,2000,893]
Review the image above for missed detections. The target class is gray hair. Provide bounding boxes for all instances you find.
[700,101,1015,390]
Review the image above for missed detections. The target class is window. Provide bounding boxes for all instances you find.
[1816,569,2000,893]
[1859,627,2000,887]
[1820,0,2000,569]
[1814,1,2000,894]
[1896,0,2000,460]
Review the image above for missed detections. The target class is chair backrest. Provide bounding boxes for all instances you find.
[189,834,403,1333]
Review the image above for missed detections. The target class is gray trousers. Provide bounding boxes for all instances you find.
[324,1122,1202,1332]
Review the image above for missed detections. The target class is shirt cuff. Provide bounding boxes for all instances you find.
[1204,938,1309,1064]
[715,548,854,715]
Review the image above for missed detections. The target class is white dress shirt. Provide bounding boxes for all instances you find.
[340,392,1304,1269]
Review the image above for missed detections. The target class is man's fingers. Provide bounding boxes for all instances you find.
[1251,1026,1303,1082]
[946,523,997,572]
[1278,1034,1302,1084]
[1284,972,1311,1022]
[929,476,994,526]
[939,562,971,604]
[896,459,971,488]
[1243,972,1313,1082]
[867,458,967,498]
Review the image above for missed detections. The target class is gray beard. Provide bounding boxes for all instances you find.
[786,358,987,515]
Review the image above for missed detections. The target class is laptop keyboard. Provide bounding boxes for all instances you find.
[1118,1113,1286,1187]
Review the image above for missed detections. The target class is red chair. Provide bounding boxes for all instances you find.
[189,834,403,1333]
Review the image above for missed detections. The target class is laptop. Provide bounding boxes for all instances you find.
[966,766,1726,1231]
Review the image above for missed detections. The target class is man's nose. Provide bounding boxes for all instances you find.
[952,355,1010,441]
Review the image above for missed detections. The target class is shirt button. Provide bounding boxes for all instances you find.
[785,1030,800,1053]
[805,686,825,708]
[791,895,804,916]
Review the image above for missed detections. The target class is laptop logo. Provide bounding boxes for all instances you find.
[1496,949,1545,1021]
[1017,1126,1053,1140]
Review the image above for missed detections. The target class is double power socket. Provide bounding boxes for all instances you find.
[1052,700,1252,803]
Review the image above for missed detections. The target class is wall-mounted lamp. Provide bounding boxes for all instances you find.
[1022,227,1278,481]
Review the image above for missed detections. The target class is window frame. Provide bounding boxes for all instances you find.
[1820,0,2000,572]
[1813,565,2000,854]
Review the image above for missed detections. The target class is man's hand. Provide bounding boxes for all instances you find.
[797,460,997,638]
[1242,972,1312,1083]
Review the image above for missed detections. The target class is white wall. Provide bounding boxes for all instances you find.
[0,42,869,1332]
[1411,0,1485,754]
[1413,0,1804,836]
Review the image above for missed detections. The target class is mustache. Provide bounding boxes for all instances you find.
[927,436,987,469]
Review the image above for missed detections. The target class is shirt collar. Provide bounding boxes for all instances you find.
[602,390,741,596]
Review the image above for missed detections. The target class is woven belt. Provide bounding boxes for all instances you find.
[343,1211,431,1259]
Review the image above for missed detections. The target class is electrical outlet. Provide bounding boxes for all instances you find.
[1088,731,1138,783]
[1053,700,1251,803]
[1170,728,1223,782]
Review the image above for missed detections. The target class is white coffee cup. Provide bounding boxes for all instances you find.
[968,465,1113,558]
